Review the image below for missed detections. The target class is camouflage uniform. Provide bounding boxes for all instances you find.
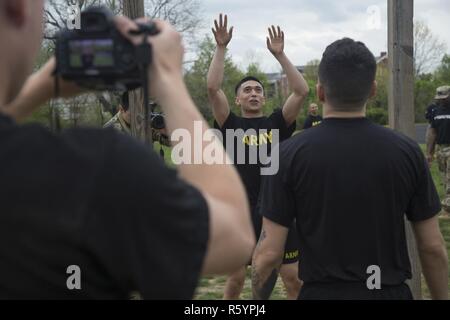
[103,112,131,134]
[431,86,450,212]
[436,145,450,211]
[103,112,170,146]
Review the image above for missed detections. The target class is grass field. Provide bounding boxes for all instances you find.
[193,145,450,300]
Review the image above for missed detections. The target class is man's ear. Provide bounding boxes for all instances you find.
[317,82,325,103]
[369,81,377,99]
[235,96,240,106]
[3,0,27,27]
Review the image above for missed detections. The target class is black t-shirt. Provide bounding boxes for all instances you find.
[214,109,295,209]
[0,113,209,299]
[260,117,440,286]
[303,115,323,129]
[431,104,450,144]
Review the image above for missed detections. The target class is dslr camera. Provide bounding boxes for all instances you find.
[55,6,158,91]
[149,102,165,130]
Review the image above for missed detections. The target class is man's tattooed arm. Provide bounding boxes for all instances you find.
[251,229,282,300]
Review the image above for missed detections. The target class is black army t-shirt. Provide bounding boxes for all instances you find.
[0,113,209,299]
[303,115,323,130]
[214,109,295,209]
[425,103,438,124]
[260,118,440,286]
[431,104,450,144]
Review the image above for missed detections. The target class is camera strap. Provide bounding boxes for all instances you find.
[134,24,165,157]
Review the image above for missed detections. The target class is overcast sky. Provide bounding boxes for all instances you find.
[189,0,450,73]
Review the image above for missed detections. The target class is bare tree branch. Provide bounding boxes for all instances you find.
[414,20,447,76]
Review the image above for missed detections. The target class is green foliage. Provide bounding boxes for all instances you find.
[415,75,440,123]
[366,108,388,125]
[184,36,243,125]
[436,54,450,84]
[304,59,320,83]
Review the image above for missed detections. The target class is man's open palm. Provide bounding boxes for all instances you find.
[267,25,285,56]
[212,14,233,47]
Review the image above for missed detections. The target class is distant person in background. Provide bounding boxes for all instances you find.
[425,98,439,165]
[303,103,322,129]
[426,85,450,216]
[104,92,132,134]
[104,92,170,146]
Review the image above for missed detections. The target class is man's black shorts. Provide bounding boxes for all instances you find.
[299,282,413,300]
[252,209,299,265]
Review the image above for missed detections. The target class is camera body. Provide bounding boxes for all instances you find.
[55,6,156,91]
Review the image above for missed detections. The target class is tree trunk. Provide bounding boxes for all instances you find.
[123,0,152,144]
[388,0,422,300]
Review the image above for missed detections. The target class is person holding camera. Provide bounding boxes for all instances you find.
[207,14,308,300]
[103,92,170,146]
[0,0,254,299]
[104,92,133,134]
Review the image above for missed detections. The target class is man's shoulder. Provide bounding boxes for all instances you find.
[367,123,424,159]
[103,113,123,131]
[433,106,450,117]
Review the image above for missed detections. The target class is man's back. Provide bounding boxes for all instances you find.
[261,117,440,286]
[0,114,210,299]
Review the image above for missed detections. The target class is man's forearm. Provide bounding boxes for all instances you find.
[207,46,226,92]
[2,58,83,122]
[251,230,282,300]
[275,52,308,96]
[426,127,436,156]
[420,247,448,300]
[2,64,54,122]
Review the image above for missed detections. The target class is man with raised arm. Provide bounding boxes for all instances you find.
[207,13,309,300]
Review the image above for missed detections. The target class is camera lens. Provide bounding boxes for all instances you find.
[151,114,165,130]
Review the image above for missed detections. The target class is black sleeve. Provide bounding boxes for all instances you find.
[259,143,296,228]
[425,105,432,123]
[303,117,312,129]
[268,108,296,140]
[88,131,209,299]
[213,111,238,130]
[406,152,441,222]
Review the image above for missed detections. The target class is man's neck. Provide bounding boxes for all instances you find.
[241,110,264,118]
[323,103,366,119]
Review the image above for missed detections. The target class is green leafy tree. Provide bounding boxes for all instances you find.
[436,54,450,84]
[184,36,243,124]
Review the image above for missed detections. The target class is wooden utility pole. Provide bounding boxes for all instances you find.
[388,0,422,299]
[123,0,152,143]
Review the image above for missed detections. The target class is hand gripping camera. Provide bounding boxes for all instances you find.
[55,6,158,91]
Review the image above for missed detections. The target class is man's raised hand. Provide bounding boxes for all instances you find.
[267,25,285,57]
[212,14,233,48]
